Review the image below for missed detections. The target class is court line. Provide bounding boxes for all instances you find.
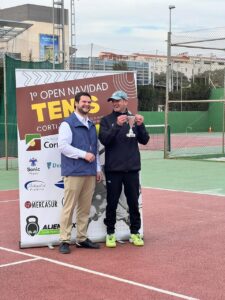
[0,246,199,300]
[0,200,18,203]
[0,189,18,192]
[0,257,40,268]
[143,186,225,197]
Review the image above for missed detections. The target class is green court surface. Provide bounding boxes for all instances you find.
[0,152,225,196]
[141,151,225,196]
[0,169,18,190]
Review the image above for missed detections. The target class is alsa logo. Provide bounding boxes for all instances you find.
[55,180,64,189]
[25,134,41,151]
[24,180,46,191]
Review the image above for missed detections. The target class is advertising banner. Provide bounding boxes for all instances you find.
[39,34,59,61]
[16,70,143,248]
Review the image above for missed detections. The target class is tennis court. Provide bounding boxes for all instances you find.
[1,151,225,300]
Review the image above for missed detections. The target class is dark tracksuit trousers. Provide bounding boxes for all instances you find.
[104,171,141,234]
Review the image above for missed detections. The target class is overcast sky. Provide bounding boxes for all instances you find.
[1,0,225,57]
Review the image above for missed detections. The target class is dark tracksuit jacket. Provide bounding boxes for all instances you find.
[99,110,149,234]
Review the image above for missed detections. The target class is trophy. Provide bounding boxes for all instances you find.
[126,115,136,137]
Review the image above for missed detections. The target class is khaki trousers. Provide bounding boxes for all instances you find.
[60,176,96,243]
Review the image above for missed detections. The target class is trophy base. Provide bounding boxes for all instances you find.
[126,133,136,138]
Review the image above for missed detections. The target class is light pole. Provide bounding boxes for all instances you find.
[168,5,175,92]
[164,4,175,159]
[169,5,175,33]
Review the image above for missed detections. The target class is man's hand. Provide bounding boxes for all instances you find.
[96,171,103,183]
[135,114,144,126]
[84,152,95,163]
[117,115,128,126]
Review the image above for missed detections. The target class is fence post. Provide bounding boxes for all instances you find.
[3,53,8,170]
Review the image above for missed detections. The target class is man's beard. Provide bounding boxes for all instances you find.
[77,106,89,115]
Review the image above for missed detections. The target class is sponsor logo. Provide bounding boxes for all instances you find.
[25,200,58,209]
[47,162,61,169]
[27,158,40,175]
[38,223,76,236]
[55,180,64,189]
[43,141,58,149]
[24,180,46,191]
[25,134,41,151]
[26,215,39,236]
[29,157,37,166]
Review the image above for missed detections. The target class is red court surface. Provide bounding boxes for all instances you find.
[1,188,225,300]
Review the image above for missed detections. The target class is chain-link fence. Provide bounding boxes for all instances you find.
[165,27,225,159]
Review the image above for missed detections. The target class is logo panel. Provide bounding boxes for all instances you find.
[25,134,41,151]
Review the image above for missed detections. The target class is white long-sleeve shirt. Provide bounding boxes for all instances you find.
[58,112,101,172]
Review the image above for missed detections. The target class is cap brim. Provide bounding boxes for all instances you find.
[107,97,121,102]
[107,96,127,102]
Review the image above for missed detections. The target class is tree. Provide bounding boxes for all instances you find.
[137,72,211,111]
[200,69,225,88]
[137,85,165,111]
[113,61,128,71]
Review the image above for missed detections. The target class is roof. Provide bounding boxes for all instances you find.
[0,19,33,42]
[0,4,69,25]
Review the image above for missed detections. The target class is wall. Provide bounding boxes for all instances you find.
[208,88,224,132]
[139,111,209,133]
[140,88,225,133]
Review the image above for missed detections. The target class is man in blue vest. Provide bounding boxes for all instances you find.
[58,91,102,254]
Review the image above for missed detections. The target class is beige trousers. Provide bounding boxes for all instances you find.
[60,176,96,243]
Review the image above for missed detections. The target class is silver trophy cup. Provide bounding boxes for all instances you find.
[126,115,136,137]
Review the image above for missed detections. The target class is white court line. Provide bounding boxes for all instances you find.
[143,186,225,197]
[0,257,40,268]
[0,189,18,192]
[0,199,18,203]
[0,246,199,300]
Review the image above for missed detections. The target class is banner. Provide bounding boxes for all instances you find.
[16,70,143,248]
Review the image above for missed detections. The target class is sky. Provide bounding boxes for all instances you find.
[1,0,225,57]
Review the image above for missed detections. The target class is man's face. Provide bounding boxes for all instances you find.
[76,95,92,115]
[111,99,128,113]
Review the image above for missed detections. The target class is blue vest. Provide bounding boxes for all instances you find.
[61,113,98,176]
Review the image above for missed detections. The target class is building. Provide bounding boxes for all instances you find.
[71,56,150,85]
[0,4,69,63]
[97,51,225,86]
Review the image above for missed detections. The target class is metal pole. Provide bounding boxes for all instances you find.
[61,0,65,69]
[181,72,183,111]
[164,31,171,159]
[3,53,8,170]
[164,5,175,159]
[90,43,93,70]
[52,2,55,69]
[222,101,225,154]
[222,70,225,154]
[70,0,76,69]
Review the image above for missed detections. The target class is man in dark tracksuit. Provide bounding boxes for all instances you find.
[99,90,149,247]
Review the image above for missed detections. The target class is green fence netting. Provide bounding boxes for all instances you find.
[0,54,63,159]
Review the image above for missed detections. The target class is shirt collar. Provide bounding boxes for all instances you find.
[74,112,90,126]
